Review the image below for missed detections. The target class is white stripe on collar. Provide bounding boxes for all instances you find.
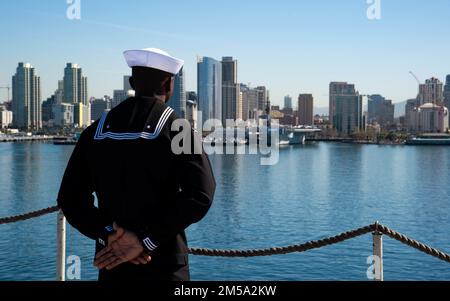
[94,107,174,141]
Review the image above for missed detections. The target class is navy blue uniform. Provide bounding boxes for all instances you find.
[57,96,216,281]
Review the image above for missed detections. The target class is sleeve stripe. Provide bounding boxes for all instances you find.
[143,238,157,251]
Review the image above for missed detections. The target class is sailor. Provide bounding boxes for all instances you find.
[57,48,216,281]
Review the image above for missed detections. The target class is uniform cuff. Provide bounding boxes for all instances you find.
[137,233,159,254]
[98,225,115,247]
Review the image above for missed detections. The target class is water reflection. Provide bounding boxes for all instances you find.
[1,142,450,280]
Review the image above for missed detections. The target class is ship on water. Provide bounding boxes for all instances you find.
[53,133,81,145]
[406,133,450,146]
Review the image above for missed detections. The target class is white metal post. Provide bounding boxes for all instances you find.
[372,231,384,281]
[56,210,66,281]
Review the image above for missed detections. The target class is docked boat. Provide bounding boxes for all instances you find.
[406,134,450,145]
[53,136,78,145]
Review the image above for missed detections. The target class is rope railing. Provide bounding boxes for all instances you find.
[0,206,59,225]
[189,224,375,257]
[1,206,450,280]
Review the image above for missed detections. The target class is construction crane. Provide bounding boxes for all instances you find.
[409,71,422,85]
[0,86,11,103]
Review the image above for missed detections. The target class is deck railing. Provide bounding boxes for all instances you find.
[1,206,450,281]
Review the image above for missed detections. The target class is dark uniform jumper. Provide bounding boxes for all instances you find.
[57,96,216,281]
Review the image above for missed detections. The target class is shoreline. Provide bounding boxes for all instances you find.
[0,135,55,143]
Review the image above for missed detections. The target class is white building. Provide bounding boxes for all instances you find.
[74,102,91,128]
[0,110,13,128]
[410,103,449,133]
[53,103,74,127]
[185,100,198,130]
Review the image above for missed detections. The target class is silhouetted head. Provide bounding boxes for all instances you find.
[129,67,175,102]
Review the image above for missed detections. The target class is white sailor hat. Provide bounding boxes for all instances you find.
[123,48,184,75]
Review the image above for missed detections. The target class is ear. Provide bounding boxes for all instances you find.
[167,77,174,91]
[129,77,135,90]
[163,77,173,94]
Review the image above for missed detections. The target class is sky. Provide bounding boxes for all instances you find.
[1,0,450,109]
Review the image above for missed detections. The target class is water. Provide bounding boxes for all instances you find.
[0,142,449,281]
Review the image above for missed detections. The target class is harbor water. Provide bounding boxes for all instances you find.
[0,142,449,280]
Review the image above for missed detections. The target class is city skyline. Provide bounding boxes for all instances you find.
[1,1,450,108]
[5,58,449,114]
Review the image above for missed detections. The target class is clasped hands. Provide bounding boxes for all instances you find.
[94,222,152,270]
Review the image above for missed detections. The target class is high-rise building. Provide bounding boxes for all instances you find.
[256,86,269,114]
[221,57,240,124]
[185,100,198,130]
[91,97,112,121]
[405,99,418,129]
[42,95,56,124]
[284,95,293,110]
[166,68,186,118]
[52,103,74,127]
[73,102,91,128]
[123,75,132,92]
[298,94,314,126]
[241,84,258,120]
[42,82,65,127]
[55,81,64,104]
[237,89,243,121]
[240,84,249,121]
[12,62,42,129]
[197,57,222,123]
[329,82,352,127]
[329,82,363,135]
[418,77,444,105]
[112,90,128,108]
[368,94,395,129]
[63,63,88,105]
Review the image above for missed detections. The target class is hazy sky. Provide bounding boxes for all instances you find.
[1,0,450,108]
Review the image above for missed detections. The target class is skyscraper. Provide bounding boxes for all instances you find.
[42,95,56,125]
[284,95,292,110]
[91,97,112,121]
[221,57,239,124]
[256,86,269,114]
[405,99,417,130]
[330,82,363,135]
[240,84,249,121]
[368,94,395,129]
[241,84,258,120]
[123,75,132,92]
[166,68,186,118]
[418,77,444,105]
[197,57,222,123]
[298,94,314,126]
[112,90,128,108]
[12,62,42,129]
[63,63,88,105]
[329,82,351,126]
[185,100,198,130]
